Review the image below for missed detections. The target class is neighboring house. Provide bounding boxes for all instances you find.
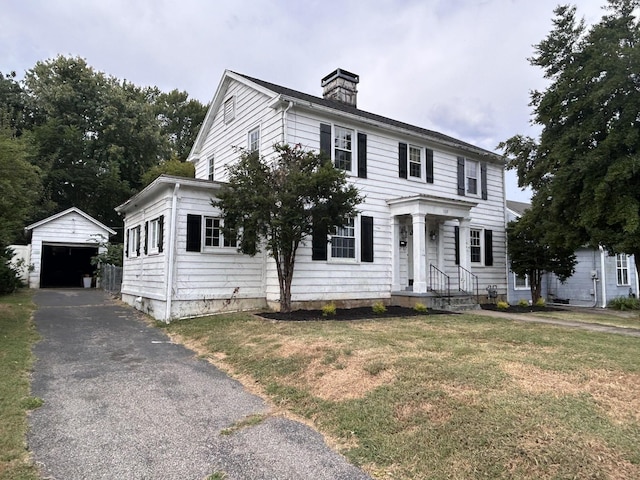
[506,200,639,307]
[14,207,116,289]
[116,69,507,322]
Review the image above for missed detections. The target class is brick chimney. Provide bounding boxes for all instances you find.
[321,68,359,107]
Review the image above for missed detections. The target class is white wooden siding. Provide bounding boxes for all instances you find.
[28,211,111,288]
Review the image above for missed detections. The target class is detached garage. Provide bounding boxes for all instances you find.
[25,207,116,289]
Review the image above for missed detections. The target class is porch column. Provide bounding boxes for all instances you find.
[458,217,471,272]
[412,213,427,293]
[392,216,401,291]
[437,221,445,272]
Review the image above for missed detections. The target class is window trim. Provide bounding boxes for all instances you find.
[470,228,482,264]
[128,226,140,258]
[148,218,160,255]
[466,159,479,196]
[330,217,356,261]
[248,126,260,154]
[408,145,422,179]
[616,253,630,286]
[333,125,354,173]
[514,272,530,290]
[208,156,215,181]
[203,216,237,250]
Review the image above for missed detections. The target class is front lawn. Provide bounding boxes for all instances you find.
[164,310,640,480]
[0,290,40,480]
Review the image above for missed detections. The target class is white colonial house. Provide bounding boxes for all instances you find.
[116,69,507,322]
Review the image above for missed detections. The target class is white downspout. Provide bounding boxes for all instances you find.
[282,100,293,144]
[599,246,607,308]
[165,183,180,322]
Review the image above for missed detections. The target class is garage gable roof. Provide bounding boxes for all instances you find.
[25,207,116,235]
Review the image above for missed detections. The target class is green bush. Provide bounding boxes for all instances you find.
[518,299,529,307]
[321,302,337,316]
[608,296,640,311]
[535,297,546,307]
[413,302,428,313]
[496,301,510,310]
[372,301,387,314]
[0,248,24,295]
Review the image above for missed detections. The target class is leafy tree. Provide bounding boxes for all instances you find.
[499,0,640,274]
[507,201,577,304]
[153,89,208,161]
[215,144,362,312]
[23,56,168,229]
[0,127,42,246]
[140,157,195,186]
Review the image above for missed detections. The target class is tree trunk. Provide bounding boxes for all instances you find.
[530,270,542,304]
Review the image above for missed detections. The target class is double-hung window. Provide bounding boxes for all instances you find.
[409,145,422,178]
[466,160,479,195]
[127,226,140,257]
[331,218,356,259]
[148,218,160,254]
[334,126,353,171]
[248,127,260,153]
[616,253,629,285]
[208,156,215,181]
[204,217,236,248]
[470,229,482,263]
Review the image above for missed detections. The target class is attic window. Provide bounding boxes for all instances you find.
[224,96,235,124]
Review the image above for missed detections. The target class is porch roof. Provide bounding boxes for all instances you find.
[386,194,477,218]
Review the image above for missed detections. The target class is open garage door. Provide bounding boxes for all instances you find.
[40,245,98,288]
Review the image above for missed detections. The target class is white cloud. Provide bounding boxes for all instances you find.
[1,0,608,201]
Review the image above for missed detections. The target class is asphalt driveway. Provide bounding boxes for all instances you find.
[28,289,371,480]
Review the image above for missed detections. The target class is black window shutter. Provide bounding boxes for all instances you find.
[320,123,331,161]
[357,132,367,178]
[144,221,148,254]
[399,142,408,178]
[186,214,202,252]
[481,162,488,200]
[454,226,460,265]
[457,157,465,196]
[136,225,141,256]
[484,229,493,266]
[361,216,374,262]
[426,148,434,184]
[311,217,328,261]
[158,216,164,253]
[125,229,129,258]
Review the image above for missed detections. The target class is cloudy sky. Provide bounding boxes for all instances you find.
[2,0,608,201]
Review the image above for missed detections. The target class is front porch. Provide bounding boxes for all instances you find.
[387,194,480,309]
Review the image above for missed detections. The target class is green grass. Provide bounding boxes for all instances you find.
[0,289,40,480]
[166,310,640,480]
[531,307,640,330]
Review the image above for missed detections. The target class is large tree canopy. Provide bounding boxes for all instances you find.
[0,55,208,239]
[215,144,362,312]
[507,199,577,304]
[500,0,640,273]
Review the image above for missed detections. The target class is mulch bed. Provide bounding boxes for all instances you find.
[480,304,567,313]
[259,305,452,322]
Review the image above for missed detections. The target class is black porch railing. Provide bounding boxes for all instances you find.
[429,264,451,302]
[458,265,479,303]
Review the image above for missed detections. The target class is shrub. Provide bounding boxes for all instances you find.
[535,297,546,307]
[496,301,510,310]
[608,296,640,311]
[0,248,24,295]
[414,302,428,313]
[372,301,387,314]
[518,299,529,307]
[321,302,337,316]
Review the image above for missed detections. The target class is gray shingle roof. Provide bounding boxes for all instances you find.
[235,72,499,159]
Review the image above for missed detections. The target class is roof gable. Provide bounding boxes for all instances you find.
[506,200,530,217]
[25,207,116,235]
[188,70,501,162]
